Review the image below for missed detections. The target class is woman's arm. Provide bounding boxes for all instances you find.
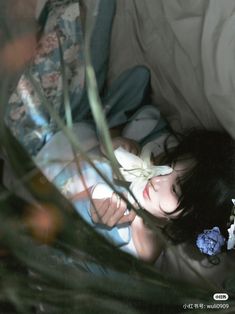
[131,216,164,263]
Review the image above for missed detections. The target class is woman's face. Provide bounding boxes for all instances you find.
[141,160,191,219]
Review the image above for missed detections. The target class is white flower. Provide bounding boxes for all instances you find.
[227,223,235,250]
[227,199,235,250]
[114,147,172,206]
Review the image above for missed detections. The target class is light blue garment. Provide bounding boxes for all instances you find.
[53,159,131,250]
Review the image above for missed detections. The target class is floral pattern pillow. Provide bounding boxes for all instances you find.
[6,0,85,156]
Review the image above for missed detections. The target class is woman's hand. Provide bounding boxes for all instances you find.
[90,193,136,227]
[112,137,140,154]
[101,137,140,156]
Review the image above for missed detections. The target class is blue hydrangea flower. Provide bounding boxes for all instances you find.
[196,227,225,256]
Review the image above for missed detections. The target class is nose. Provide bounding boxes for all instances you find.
[150,175,168,190]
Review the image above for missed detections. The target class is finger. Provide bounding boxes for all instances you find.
[130,147,138,155]
[128,143,140,155]
[91,198,110,217]
[90,198,110,223]
[123,142,134,153]
[101,193,123,226]
[120,143,129,151]
[117,210,136,224]
[92,193,117,225]
[104,198,128,227]
[133,144,141,155]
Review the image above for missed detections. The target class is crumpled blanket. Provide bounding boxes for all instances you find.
[108,0,235,138]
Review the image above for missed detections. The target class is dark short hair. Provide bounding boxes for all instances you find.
[163,130,235,244]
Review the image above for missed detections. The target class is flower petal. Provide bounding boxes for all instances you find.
[119,168,143,182]
[227,223,235,250]
[114,147,143,169]
[196,227,225,255]
[128,178,147,206]
[151,165,173,177]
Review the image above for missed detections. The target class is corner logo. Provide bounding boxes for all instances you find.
[213,293,229,301]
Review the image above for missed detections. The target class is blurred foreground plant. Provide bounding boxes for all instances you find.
[0,1,235,314]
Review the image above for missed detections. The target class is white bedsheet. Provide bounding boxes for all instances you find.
[108,0,235,138]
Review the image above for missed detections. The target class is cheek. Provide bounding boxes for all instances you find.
[147,189,159,208]
[160,195,179,213]
[143,190,165,217]
[144,202,164,218]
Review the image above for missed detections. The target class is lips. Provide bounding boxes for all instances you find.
[143,183,150,200]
